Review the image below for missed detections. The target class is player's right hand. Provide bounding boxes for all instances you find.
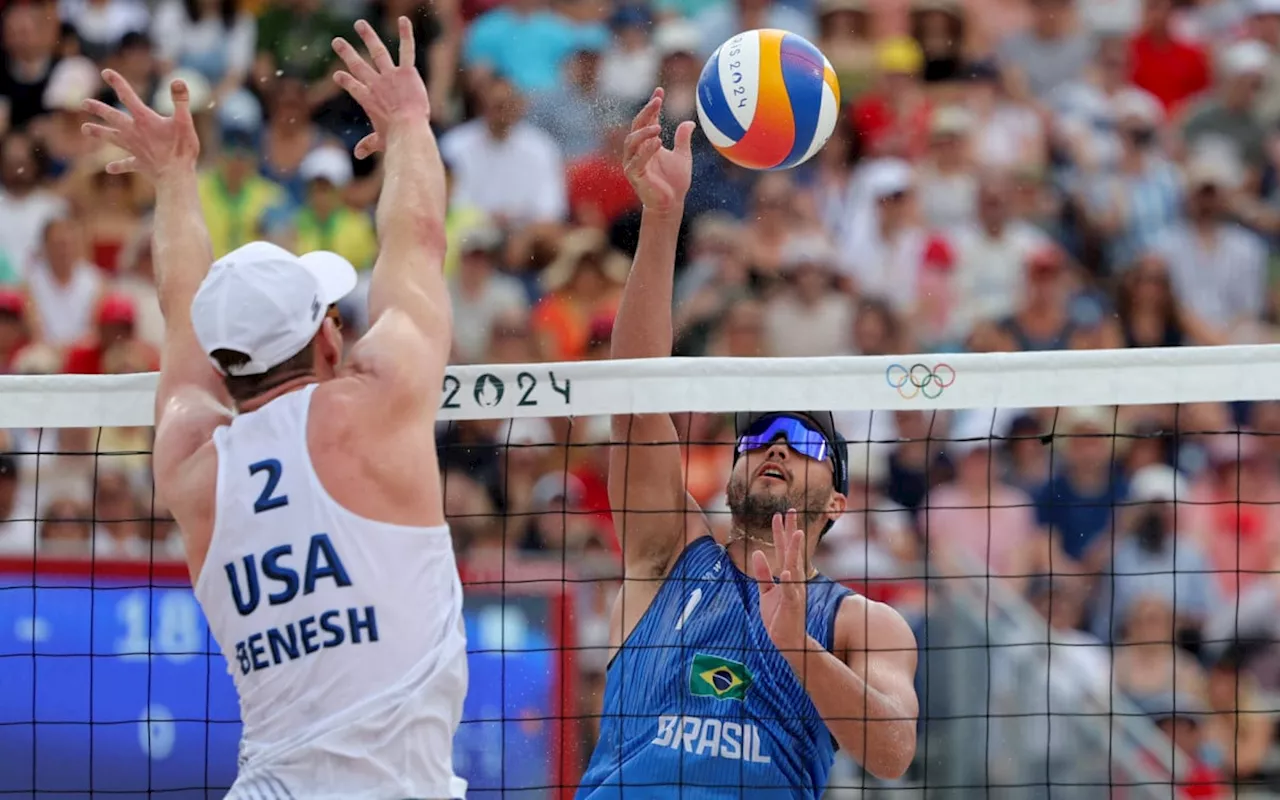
[81,70,199,178]
[331,17,428,159]
[623,88,694,217]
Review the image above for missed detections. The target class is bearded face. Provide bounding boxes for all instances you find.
[725,443,834,534]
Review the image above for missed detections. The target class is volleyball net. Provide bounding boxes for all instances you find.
[2,346,1280,798]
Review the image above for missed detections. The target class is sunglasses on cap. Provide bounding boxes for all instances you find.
[736,414,832,463]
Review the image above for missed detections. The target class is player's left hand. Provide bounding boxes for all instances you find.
[751,509,809,658]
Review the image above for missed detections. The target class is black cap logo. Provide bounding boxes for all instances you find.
[311,297,321,321]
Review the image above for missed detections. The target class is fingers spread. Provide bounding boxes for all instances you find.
[333,71,372,107]
[354,131,383,160]
[332,37,380,85]
[169,79,194,126]
[80,123,124,149]
[622,124,660,160]
[81,98,130,128]
[630,91,662,133]
[101,69,149,120]
[355,19,394,72]
[625,136,662,177]
[674,120,695,155]
[104,155,139,175]
[751,549,773,587]
[398,16,415,69]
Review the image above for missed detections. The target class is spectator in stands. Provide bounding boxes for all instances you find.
[648,20,703,139]
[0,130,65,280]
[947,170,1049,342]
[259,75,333,204]
[448,224,528,365]
[1114,594,1209,699]
[995,246,1079,351]
[566,111,639,229]
[31,56,101,177]
[462,0,588,94]
[1052,37,1157,175]
[1079,89,1181,270]
[485,310,542,364]
[1152,154,1267,337]
[73,147,145,273]
[916,106,977,231]
[1184,435,1280,599]
[1182,40,1270,171]
[99,30,154,106]
[694,0,816,58]
[1004,413,1051,492]
[197,129,285,258]
[997,0,1093,99]
[58,0,148,63]
[253,0,344,89]
[965,61,1047,172]
[599,5,655,107]
[284,146,377,270]
[925,414,1046,589]
[0,453,29,554]
[528,29,621,161]
[764,234,852,357]
[1034,406,1128,571]
[818,448,920,584]
[849,37,931,160]
[1128,0,1212,113]
[150,0,256,108]
[1202,646,1275,780]
[440,75,567,227]
[816,0,874,98]
[1111,252,1226,347]
[706,296,770,357]
[26,216,101,347]
[1134,692,1228,798]
[0,288,35,372]
[63,293,155,374]
[1092,464,1219,640]
[0,0,62,130]
[532,228,625,361]
[37,496,91,557]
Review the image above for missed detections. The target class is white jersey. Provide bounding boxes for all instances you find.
[194,385,468,799]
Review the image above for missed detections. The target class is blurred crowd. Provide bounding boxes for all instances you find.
[3,0,1280,790]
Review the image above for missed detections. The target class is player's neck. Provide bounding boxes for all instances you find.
[723,527,818,580]
[237,375,319,414]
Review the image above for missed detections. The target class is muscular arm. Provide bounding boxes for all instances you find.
[608,92,700,577]
[366,117,450,346]
[609,206,701,575]
[784,597,919,779]
[151,166,226,420]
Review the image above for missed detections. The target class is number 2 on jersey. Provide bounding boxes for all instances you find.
[249,459,289,513]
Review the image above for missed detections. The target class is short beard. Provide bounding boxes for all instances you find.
[725,473,828,542]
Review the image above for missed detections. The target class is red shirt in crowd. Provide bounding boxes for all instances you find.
[567,154,638,228]
[848,94,933,160]
[1128,33,1212,113]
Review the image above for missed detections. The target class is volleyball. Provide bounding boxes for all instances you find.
[695,29,841,171]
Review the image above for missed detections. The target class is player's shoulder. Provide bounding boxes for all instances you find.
[832,592,916,655]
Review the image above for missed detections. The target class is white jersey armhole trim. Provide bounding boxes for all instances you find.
[193,424,232,595]
[298,384,450,538]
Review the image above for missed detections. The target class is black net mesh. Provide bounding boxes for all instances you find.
[2,401,1279,798]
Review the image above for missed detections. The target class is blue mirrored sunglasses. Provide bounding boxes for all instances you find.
[736,415,831,463]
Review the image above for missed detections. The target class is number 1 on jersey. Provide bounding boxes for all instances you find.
[249,459,289,513]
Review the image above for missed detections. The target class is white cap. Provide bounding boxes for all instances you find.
[1221,39,1271,77]
[191,242,357,376]
[1129,464,1187,503]
[654,20,700,56]
[43,57,100,111]
[1112,88,1164,126]
[864,158,914,198]
[300,146,354,187]
[153,68,213,115]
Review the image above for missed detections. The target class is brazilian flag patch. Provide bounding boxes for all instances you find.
[689,653,752,701]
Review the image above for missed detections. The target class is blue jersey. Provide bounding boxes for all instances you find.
[577,535,852,799]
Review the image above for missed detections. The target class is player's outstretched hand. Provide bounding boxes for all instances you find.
[623,88,694,216]
[751,510,809,657]
[331,17,428,159]
[81,70,199,177]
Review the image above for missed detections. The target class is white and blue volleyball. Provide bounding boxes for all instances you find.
[695,29,841,171]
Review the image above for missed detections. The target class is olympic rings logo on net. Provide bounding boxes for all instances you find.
[886,363,957,400]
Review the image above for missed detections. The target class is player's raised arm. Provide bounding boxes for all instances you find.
[610,90,702,576]
[82,71,226,424]
[331,18,450,357]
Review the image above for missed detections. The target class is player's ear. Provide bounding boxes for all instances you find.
[319,319,342,368]
[825,490,846,523]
